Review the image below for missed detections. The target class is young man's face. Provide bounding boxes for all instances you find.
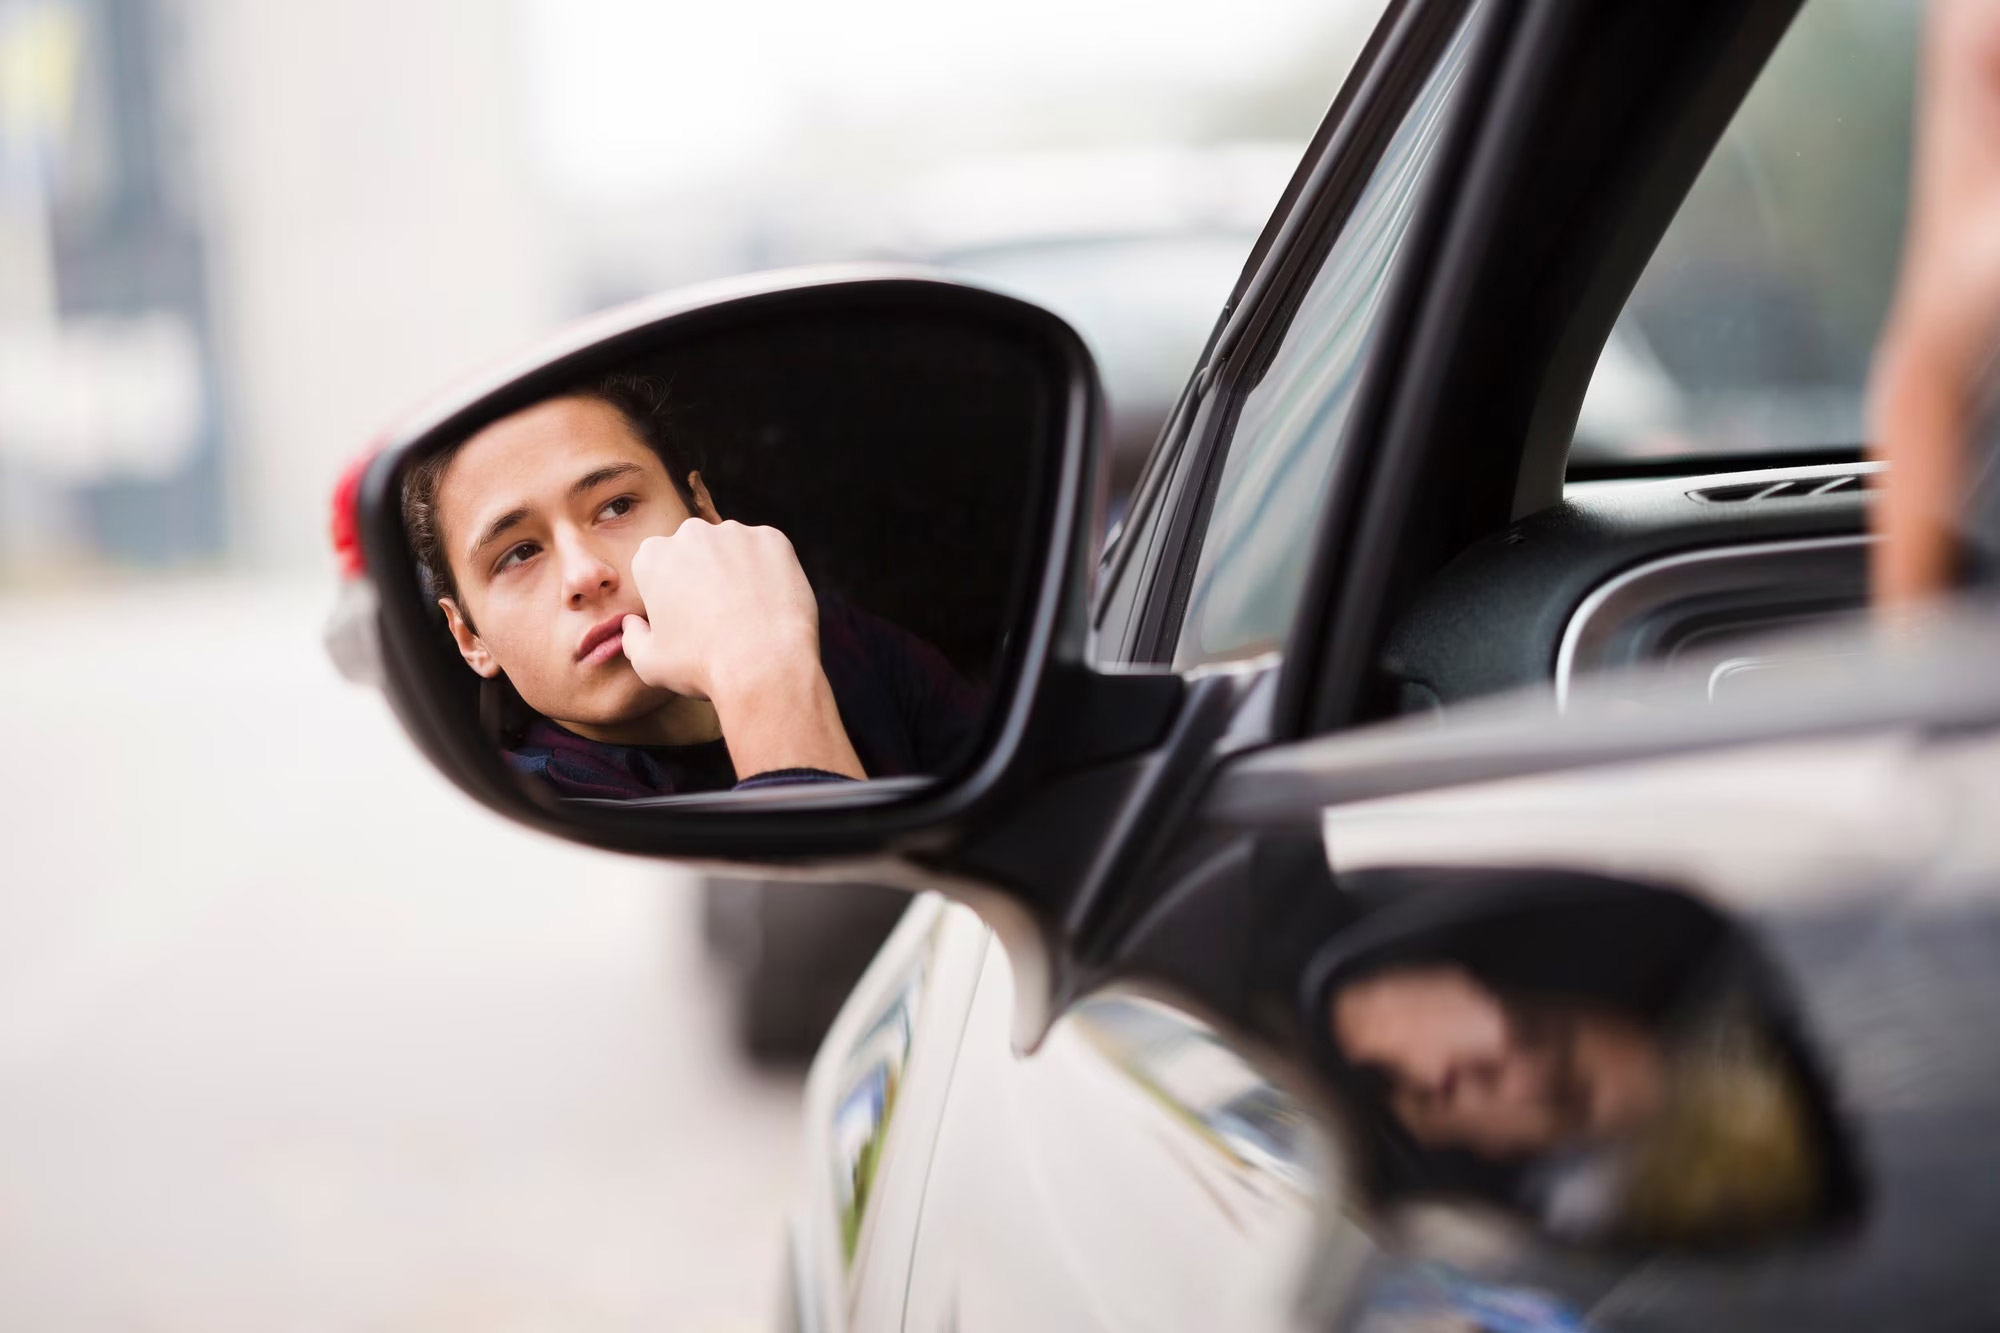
[1331,965,1664,1157]
[433,395,713,738]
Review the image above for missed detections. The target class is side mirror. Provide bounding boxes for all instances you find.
[331,267,1174,866]
[1307,869,1863,1254]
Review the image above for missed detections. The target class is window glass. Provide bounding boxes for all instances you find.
[1573,0,1921,465]
[1173,14,1476,669]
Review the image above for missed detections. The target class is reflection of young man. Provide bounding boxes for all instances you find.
[1330,959,1823,1243]
[402,374,979,797]
[1331,964,1665,1158]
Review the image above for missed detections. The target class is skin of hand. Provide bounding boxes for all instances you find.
[1869,0,2000,607]
[620,519,866,781]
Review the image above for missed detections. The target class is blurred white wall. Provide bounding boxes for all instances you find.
[108,0,1381,575]
[186,0,559,570]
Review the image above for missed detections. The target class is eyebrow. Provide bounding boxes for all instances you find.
[467,506,531,567]
[568,461,644,498]
[464,462,649,568]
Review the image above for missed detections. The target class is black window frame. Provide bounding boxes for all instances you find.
[1281,0,1807,742]
[1090,0,1424,664]
[1099,0,1478,668]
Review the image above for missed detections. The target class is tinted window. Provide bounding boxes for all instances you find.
[1574,0,1921,465]
[1173,15,1476,670]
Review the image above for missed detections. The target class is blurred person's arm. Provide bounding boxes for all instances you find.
[1869,0,2000,607]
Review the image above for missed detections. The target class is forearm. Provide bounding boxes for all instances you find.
[1870,333,1968,608]
[1868,0,2000,608]
[710,657,866,782]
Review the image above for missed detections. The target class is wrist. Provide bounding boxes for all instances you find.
[704,639,825,714]
[707,650,865,782]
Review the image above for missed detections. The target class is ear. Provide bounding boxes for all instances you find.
[440,597,501,678]
[686,470,722,524]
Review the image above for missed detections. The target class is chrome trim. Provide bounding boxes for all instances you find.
[1554,534,1873,711]
[1567,458,1883,503]
[1704,647,1869,703]
[1706,655,1777,701]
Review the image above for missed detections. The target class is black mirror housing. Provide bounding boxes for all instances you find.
[340,266,1157,866]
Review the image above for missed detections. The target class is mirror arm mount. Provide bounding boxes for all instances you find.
[939,664,1337,1051]
[938,666,1181,1010]
[1028,662,1185,775]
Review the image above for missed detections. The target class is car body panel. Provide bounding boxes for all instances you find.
[901,941,1345,1333]
[1306,711,2000,1329]
[793,897,990,1333]
[797,2,1955,1329]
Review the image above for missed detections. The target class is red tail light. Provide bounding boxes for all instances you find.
[330,447,379,579]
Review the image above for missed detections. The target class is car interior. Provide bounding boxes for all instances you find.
[1328,0,1887,730]
[1381,459,1874,714]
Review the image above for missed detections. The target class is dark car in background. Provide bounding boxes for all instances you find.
[337,1,2000,1329]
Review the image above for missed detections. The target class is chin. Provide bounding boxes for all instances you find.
[575,681,674,728]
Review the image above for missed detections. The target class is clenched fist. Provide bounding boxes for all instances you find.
[622,519,864,781]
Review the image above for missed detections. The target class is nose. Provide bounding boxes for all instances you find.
[555,527,618,608]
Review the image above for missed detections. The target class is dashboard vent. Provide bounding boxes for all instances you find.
[1689,473,1869,504]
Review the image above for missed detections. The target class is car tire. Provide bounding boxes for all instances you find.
[701,877,911,1063]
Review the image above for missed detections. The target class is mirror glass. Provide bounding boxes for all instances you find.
[390,303,1058,805]
[1315,873,1857,1250]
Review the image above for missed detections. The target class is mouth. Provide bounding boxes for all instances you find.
[575,616,627,667]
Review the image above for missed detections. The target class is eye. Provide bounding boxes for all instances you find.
[494,540,540,574]
[596,494,637,522]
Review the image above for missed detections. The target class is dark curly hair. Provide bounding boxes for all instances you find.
[401,371,698,617]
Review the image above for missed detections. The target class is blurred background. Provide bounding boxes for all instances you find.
[0,0,1925,1326]
[0,0,1377,1326]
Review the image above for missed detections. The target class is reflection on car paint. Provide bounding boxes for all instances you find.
[1069,994,1314,1195]
[1352,1264,1599,1333]
[1312,726,2000,1327]
[1311,870,1854,1250]
[830,949,928,1266]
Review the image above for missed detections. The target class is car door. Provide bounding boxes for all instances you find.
[1075,0,1970,1323]
[902,0,1926,1327]
[1193,628,2000,1329]
[896,6,1491,1331]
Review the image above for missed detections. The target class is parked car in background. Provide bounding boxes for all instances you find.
[936,228,1267,509]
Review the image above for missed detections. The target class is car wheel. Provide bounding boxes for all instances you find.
[703,877,911,1063]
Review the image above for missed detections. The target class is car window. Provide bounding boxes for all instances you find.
[1572,0,1921,466]
[1172,13,1477,671]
